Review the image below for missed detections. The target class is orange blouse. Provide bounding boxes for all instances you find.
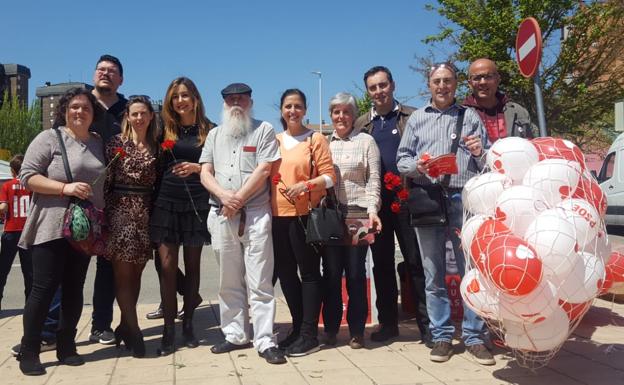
[270,131,336,217]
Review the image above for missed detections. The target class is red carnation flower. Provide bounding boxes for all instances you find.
[272,173,282,186]
[384,172,395,184]
[397,188,409,202]
[161,139,176,151]
[385,183,395,192]
[390,201,401,213]
[113,147,126,158]
[391,174,402,187]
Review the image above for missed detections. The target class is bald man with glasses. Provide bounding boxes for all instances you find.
[463,58,535,142]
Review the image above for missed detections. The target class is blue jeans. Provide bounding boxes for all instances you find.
[414,192,486,346]
[41,287,61,341]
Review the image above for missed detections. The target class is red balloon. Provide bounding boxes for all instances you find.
[470,219,511,273]
[485,234,543,296]
[573,177,607,217]
[531,137,586,170]
[599,267,614,295]
[559,300,591,322]
[606,251,624,283]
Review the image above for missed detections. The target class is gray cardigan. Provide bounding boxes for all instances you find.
[18,128,106,249]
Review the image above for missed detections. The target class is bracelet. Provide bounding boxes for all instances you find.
[60,183,66,197]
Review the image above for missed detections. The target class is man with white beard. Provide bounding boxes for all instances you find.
[199,83,285,364]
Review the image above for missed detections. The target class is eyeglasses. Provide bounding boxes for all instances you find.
[96,67,119,75]
[469,73,498,83]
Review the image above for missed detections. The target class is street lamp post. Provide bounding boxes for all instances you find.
[311,71,322,132]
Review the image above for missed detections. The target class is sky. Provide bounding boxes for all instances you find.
[1,0,452,130]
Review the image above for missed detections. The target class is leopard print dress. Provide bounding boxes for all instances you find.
[104,135,158,264]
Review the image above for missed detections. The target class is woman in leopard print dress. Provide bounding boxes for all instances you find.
[104,96,159,357]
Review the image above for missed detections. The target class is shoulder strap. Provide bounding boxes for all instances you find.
[442,107,465,188]
[54,128,73,183]
[308,133,315,204]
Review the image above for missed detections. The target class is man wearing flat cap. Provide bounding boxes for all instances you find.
[199,83,285,364]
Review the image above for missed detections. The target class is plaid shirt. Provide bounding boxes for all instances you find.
[329,129,381,214]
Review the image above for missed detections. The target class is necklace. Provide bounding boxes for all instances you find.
[181,124,197,135]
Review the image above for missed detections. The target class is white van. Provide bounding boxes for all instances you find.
[598,132,624,229]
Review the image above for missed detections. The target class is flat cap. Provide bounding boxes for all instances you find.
[221,83,252,98]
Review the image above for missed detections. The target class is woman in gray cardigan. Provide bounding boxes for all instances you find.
[17,88,105,376]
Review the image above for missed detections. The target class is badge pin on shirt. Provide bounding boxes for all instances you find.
[451,133,457,140]
[392,129,398,135]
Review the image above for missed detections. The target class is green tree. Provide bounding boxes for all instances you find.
[419,0,624,150]
[0,93,42,159]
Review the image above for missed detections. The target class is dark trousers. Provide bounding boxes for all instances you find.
[0,231,32,305]
[21,239,90,353]
[272,216,322,338]
[322,245,368,337]
[371,192,430,333]
[91,256,115,331]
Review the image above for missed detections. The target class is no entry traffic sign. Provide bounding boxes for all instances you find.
[515,17,543,78]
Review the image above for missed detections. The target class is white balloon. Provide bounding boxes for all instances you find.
[463,173,512,215]
[460,269,499,319]
[582,230,611,263]
[499,280,558,323]
[487,137,540,184]
[522,159,582,206]
[524,208,580,281]
[495,185,549,237]
[554,252,605,303]
[461,214,488,260]
[503,307,570,351]
[556,198,602,248]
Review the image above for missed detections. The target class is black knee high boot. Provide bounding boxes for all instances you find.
[17,339,45,376]
[56,328,84,366]
[182,317,199,348]
[157,325,176,356]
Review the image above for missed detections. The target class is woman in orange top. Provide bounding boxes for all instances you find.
[270,89,336,357]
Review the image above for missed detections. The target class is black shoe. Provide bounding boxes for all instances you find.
[277,330,300,350]
[259,347,287,364]
[157,326,175,356]
[17,352,46,376]
[182,318,199,348]
[146,306,164,320]
[58,353,84,366]
[323,332,337,346]
[370,324,399,342]
[11,340,56,357]
[430,341,453,362]
[466,343,496,365]
[210,340,251,354]
[285,336,320,357]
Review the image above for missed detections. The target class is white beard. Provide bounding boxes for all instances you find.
[221,104,253,137]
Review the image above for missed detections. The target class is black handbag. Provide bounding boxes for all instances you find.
[305,192,345,246]
[303,134,346,245]
[407,184,449,227]
[408,107,465,227]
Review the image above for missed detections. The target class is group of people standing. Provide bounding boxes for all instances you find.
[4,53,535,376]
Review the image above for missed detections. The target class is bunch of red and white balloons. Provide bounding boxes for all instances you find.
[460,136,624,355]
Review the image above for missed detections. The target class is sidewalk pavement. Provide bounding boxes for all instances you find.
[0,296,623,385]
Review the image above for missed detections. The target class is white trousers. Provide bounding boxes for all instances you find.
[211,205,276,352]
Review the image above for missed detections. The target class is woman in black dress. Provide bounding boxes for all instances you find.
[150,77,215,355]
